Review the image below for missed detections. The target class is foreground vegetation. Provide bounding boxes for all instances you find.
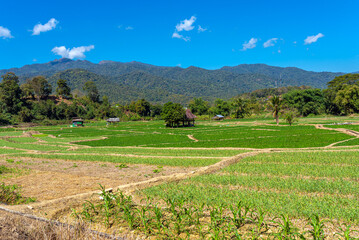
[72,185,359,239]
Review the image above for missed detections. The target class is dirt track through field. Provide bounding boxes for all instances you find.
[315,124,359,137]
[7,151,265,218]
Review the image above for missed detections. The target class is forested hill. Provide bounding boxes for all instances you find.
[0,59,347,104]
[220,64,344,88]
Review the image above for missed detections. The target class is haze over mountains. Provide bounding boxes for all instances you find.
[0,59,348,104]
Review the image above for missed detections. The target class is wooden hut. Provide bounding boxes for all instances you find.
[182,109,197,127]
[106,118,120,124]
[72,118,84,127]
[212,115,225,121]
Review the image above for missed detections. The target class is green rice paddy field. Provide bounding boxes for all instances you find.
[1,116,359,238]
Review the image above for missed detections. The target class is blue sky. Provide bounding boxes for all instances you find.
[0,0,358,72]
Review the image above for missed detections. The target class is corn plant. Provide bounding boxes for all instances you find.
[122,204,136,229]
[335,224,359,240]
[136,206,151,234]
[307,215,326,240]
[98,184,115,227]
[272,214,303,239]
[230,201,250,228]
[152,204,164,231]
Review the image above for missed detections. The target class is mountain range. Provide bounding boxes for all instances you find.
[0,59,349,104]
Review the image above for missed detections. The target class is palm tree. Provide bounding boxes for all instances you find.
[268,95,282,125]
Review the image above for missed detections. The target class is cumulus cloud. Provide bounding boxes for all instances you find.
[0,26,13,39]
[172,32,190,41]
[51,45,94,59]
[198,25,207,33]
[242,38,258,51]
[32,18,59,35]
[176,16,196,32]
[263,38,278,48]
[304,33,324,45]
[125,26,134,30]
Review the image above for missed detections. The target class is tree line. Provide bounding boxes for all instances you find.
[0,72,358,126]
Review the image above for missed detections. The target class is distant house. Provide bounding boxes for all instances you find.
[106,118,120,124]
[212,115,225,121]
[72,118,84,127]
[183,109,197,127]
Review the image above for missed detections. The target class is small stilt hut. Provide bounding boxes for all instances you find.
[182,109,197,127]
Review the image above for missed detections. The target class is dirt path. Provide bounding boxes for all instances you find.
[187,134,199,142]
[315,124,359,137]
[7,151,265,218]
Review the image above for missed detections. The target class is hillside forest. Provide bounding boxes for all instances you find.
[0,71,359,126]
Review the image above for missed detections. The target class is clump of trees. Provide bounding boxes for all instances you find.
[161,102,185,127]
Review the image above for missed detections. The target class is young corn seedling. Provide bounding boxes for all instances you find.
[272,214,303,239]
[307,214,326,240]
[98,184,115,227]
[122,204,137,230]
[335,224,359,240]
[230,201,250,228]
[152,204,164,231]
[248,209,268,235]
[209,204,226,231]
[136,206,151,235]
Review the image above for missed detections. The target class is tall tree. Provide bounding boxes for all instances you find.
[231,97,251,119]
[20,80,35,99]
[56,79,71,98]
[213,99,231,116]
[0,72,23,114]
[188,97,209,115]
[135,99,151,117]
[161,102,185,127]
[334,85,359,114]
[30,76,52,101]
[282,89,325,116]
[268,95,283,125]
[83,81,100,102]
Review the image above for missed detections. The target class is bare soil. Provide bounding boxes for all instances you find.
[0,158,197,202]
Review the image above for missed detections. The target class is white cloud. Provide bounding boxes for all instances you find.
[51,45,94,59]
[304,33,324,45]
[242,38,258,51]
[125,26,134,30]
[263,38,278,48]
[32,18,59,35]
[0,26,13,39]
[198,25,207,33]
[172,32,190,41]
[176,16,196,32]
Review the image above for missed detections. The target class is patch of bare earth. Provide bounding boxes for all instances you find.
[0,158,197,202]
[0,210,123,240]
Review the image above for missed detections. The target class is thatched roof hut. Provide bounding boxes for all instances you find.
[212,115,225,120]
[183,109,197,126]
[72,118,84,127]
